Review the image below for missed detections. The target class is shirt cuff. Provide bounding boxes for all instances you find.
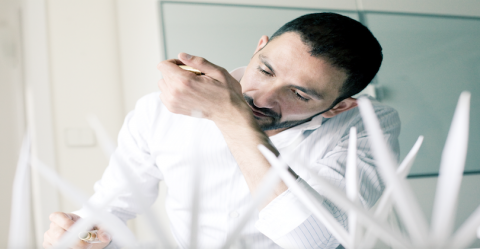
[255,177,320,241]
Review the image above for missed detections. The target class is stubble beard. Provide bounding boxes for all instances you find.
[243,94,313,131]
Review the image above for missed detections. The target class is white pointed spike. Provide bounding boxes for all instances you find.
[397,136,424,179]
[189,110,203,249]
[357,97,428,246]
[87,115,175,248]
[360,136,423,249]
[189,166,200,249]
[8,134,32,249]
[430,91,471,246]
[222,167,281,249]
[31,158,89,204]
[259,145,412,248]
[31,158,137,247]
[301,163,412,249]
[52,216,97,249]
[54,210,138,249]
[449,204,480,248]
[114,163,175,249]
[258,145,351,247]
[87,115,116,157]
[346,127,360,248]
[346,127,359,202]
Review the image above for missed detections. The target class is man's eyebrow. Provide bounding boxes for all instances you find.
[259,54,323,100]
[291,85,324,100]
[259,54,275,75]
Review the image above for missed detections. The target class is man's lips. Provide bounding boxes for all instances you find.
[248,105,269,118]
[252,110,268,117]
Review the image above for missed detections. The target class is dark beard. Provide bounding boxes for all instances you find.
[243,94,315,131]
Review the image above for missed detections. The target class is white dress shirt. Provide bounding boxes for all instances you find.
[78,67,400,249]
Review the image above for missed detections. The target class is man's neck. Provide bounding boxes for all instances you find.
[265,128,288,137]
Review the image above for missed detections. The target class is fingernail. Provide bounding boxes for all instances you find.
[183,53,192,60]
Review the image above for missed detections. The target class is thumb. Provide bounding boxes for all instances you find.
[178,52,225,77]
[96,228,112,243]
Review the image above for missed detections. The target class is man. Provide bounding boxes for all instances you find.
[43,12,400,249]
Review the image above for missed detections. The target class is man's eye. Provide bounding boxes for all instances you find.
[257,67,272,76]
[292,89,310,102]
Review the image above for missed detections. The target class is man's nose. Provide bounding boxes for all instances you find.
[253,84,279,109]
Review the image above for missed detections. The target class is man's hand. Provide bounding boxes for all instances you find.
[157,53,251,124]
[43,212,111,249]
[156,53,290,208]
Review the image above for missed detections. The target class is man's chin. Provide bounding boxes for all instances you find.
[258,118,312,131]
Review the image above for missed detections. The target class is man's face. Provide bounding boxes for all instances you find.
[240,32,348,134]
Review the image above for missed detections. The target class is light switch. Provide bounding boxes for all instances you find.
[65,128,96,147]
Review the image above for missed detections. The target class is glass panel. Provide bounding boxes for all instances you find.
[366,13,480,175]
[161,2,357,71]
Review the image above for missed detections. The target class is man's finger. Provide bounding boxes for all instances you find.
[96,228,112,243]
[177,52,226,77]
[157,79,167,93]
[42,241,52,249]
[46,225,66,241]
[72,240,94,249]
[49,212,76,230]
[157,59,198,84]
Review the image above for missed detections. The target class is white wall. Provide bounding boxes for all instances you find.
[46,0,125,212]
[0,0,26,247]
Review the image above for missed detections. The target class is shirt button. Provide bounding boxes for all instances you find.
[229,211,239,218]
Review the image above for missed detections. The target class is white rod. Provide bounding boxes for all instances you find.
[302,164,411,249]
[8,134,32,249]
[86,115,116,157]
[222,167,281,249]
[190,164,200,249]
[87,115,174,248]
[449,204,480,248]
[258,145,351,247]
[189,110,203,249]
[52,216,97,249]
[346,127,360,249]
[357,97,428,246]
[397,136,424,179]
[32,158,137,247]
[430,92,471,246]
[260,145,412,248]
[360,136,423,249]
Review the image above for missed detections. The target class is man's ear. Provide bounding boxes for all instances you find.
[254,35,269,54]
[321,97,358,118]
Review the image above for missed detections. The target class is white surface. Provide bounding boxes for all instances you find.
[46,0,125,213]
[0,0,27,247]
[161,3,358,72]
[368,13,480,175]
[363,0,480,17]
[21,0,60,246]
[65,128,96,147]
[116,0,163,113]
[430,92,470,246]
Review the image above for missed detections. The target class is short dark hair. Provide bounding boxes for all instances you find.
[270,12,382,108]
